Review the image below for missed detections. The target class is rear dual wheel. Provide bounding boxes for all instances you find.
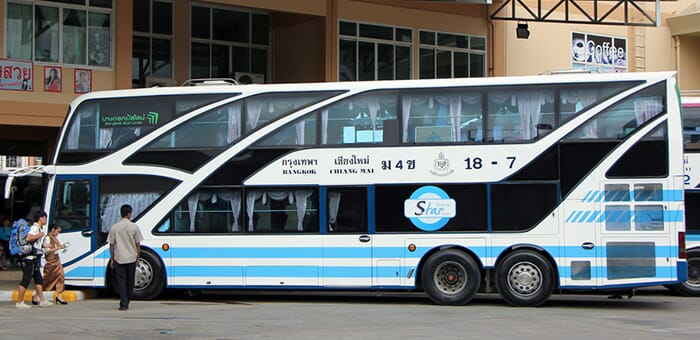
[496,250,554,307]
[422,249,481,305]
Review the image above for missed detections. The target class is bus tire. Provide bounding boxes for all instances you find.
[668,249,700,297]
[132,250,166,300]
[496,250,554,307]
[421,249,481,305]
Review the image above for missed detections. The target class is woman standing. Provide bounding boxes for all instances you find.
[43,224,68,304]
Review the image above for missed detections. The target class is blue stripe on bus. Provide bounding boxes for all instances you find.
[565,209,684,223]
[581,191,592,202]
[559,266,676,279]
[687,234,700,242]
[67,264,679,281]
[578,211,591,223]
[581,190,683,203]
[586,211,600,223]
[64,266,94,278]
[89,245,677,262]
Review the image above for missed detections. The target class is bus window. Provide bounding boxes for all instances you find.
[321,91,398,145]
[53,179,91,231]
[682,103,700,150]
[62,94,232,152]
[401,90,482,144]
[486,88,556,142]
[327,187,367,233]
[170,189,243,233]
[257,115,317,146]
[566,82,666,140]
[246,189,318,233]
[98,175,177,243]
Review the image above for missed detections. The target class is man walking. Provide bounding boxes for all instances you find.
[108,205,143,311]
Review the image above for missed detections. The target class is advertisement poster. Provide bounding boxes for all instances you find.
[44,66,62,92]
[74,68,92,93]
[571,32,627,73]
[0,59,33,91]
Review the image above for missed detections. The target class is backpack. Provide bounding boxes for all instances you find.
[9,219,33,257]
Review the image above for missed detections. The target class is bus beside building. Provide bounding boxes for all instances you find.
[43,72,685,306]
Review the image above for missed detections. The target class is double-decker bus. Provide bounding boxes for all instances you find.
[43,72,686,306]
[678,96,700,296]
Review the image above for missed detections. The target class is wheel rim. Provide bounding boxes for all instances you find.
[507,261,542,297]
[687,257,700,288]
[134,258,154,291]
[433,260,467,295]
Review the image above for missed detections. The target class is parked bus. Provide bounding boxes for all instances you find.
[41,72,685,306]
[678,96,700,296]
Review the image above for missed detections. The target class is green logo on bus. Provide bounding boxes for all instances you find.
[147,111,159,125]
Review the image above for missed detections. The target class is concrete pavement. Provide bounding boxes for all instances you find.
[0,267,92,303]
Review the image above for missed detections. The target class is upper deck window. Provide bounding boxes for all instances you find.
[566,82,666,140]
[144,91,342,150]
[59,94,233,160]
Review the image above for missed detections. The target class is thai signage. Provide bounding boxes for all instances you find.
[100,111,160,128]
[0,59,33,91]
[571,32,627,73]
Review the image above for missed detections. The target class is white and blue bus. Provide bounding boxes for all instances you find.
[42,72,686,306]
[677,96,700,296]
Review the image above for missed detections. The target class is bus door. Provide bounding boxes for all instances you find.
[322,187,373,287]
[51,175,99,280]
[598,182,676,285]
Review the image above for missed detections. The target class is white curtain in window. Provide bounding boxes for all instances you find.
[517,91,546,140]
[66,114,81,149]
[66,107,96,149]
[187,193,200,232]
[327,191,341,231]
[634,96,663,126]
[227,103,242,143]
[401,97,413,143]
[367,97,380,131]
[99,128,113,148]
[246,100,264,131]
[100,192,160,233]
[294,190,313,231]
[246,191,265,231]
[188,190,242,232]
[217,190,241,232]
[449,95,462,142]
[295,121,305,145]
[321,110,329,144]
[562,89,598,138]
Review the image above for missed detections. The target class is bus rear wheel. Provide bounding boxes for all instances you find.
[668,250,700,296]
[496,250,554,307]
[132,250,165,300]
[421,249,481,305]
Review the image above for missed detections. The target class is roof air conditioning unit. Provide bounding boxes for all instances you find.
[234,72,264,84]
[145,76,178,87]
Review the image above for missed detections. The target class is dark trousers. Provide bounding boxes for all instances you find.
[19,257,43,288]
[114,261,136,309]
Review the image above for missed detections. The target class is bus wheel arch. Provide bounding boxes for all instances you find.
[667,248,700,296]
[107,247,166,300]
[495,247,557,307]
[419,247,483,305]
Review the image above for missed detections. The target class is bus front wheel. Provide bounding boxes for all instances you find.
[668,250,700,296]
[496,250,554,307]
[132,250,166,300]
[421,249,481,305]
